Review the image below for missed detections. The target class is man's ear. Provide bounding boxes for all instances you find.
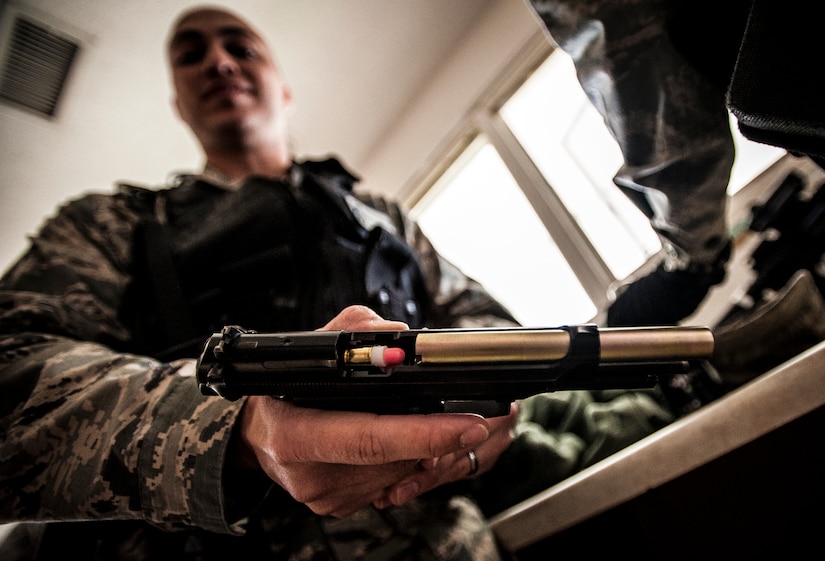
[172,96,183,119]
[282,84,295,114]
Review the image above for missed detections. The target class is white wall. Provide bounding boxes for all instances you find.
[0,0,512,273]
[358,0,542,200]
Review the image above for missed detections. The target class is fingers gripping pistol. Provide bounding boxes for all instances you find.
[196,324,714,417]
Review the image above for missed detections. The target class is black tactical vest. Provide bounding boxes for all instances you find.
[121,159,428,360]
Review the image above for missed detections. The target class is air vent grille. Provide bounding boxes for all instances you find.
[0,16,80,117]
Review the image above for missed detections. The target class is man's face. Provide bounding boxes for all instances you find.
[168,9,292,147]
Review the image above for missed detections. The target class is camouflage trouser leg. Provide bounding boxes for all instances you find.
[529,0,737,267]
[0,496,504,561]
[260,493,503,561]
[316,496,502,561]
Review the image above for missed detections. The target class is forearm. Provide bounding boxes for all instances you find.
[0,332,261,534]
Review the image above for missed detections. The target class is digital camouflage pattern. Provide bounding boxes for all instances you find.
[0,0,719,555]
[0,159,519,560]
[0,155,674,560]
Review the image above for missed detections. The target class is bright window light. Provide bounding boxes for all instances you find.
[500,51,661,280]
[410,48,785,329]
[412,138,596,326]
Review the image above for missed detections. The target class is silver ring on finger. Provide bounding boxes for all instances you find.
[466,450,479,477]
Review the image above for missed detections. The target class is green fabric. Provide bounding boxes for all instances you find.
[474,389,674,516]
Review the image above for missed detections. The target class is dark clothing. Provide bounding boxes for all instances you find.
[529,0,744,268]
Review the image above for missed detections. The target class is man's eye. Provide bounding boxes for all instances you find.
[228,45,257,59]
[175,49,204,66]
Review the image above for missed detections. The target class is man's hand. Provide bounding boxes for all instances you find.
[235,305,517,517]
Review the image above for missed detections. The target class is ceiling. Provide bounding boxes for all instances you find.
[0,0,503,270]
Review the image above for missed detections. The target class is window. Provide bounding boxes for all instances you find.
[412,136,595,326]
[409,46,784,327]
[498,52,661,281]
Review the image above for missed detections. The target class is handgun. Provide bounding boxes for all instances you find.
[196,324,714,416]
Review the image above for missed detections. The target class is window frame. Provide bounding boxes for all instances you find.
[401,29,798,329]
[403,35,627,317]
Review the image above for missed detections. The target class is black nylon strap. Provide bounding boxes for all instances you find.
[139,218,198,359]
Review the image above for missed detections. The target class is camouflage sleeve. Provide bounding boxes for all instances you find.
[0,193,265,534]
[0,192,137,345]
[357,193,519,329]
[528,0,736,266]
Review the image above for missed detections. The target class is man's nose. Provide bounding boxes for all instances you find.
[204,45,239,76]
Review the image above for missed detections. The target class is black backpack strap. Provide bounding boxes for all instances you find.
[121,184,198,359]
[138,218,198,358]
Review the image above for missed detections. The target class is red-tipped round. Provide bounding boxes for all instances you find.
[373,346,405,367]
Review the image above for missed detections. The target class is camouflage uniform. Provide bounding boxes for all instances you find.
[0,155,675,558]
[0,158,513,560]
[528,0,751,325]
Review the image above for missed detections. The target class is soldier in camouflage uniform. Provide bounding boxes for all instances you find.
[528,0,752,326]
[0,5,676,560]
[0,7,519,560]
